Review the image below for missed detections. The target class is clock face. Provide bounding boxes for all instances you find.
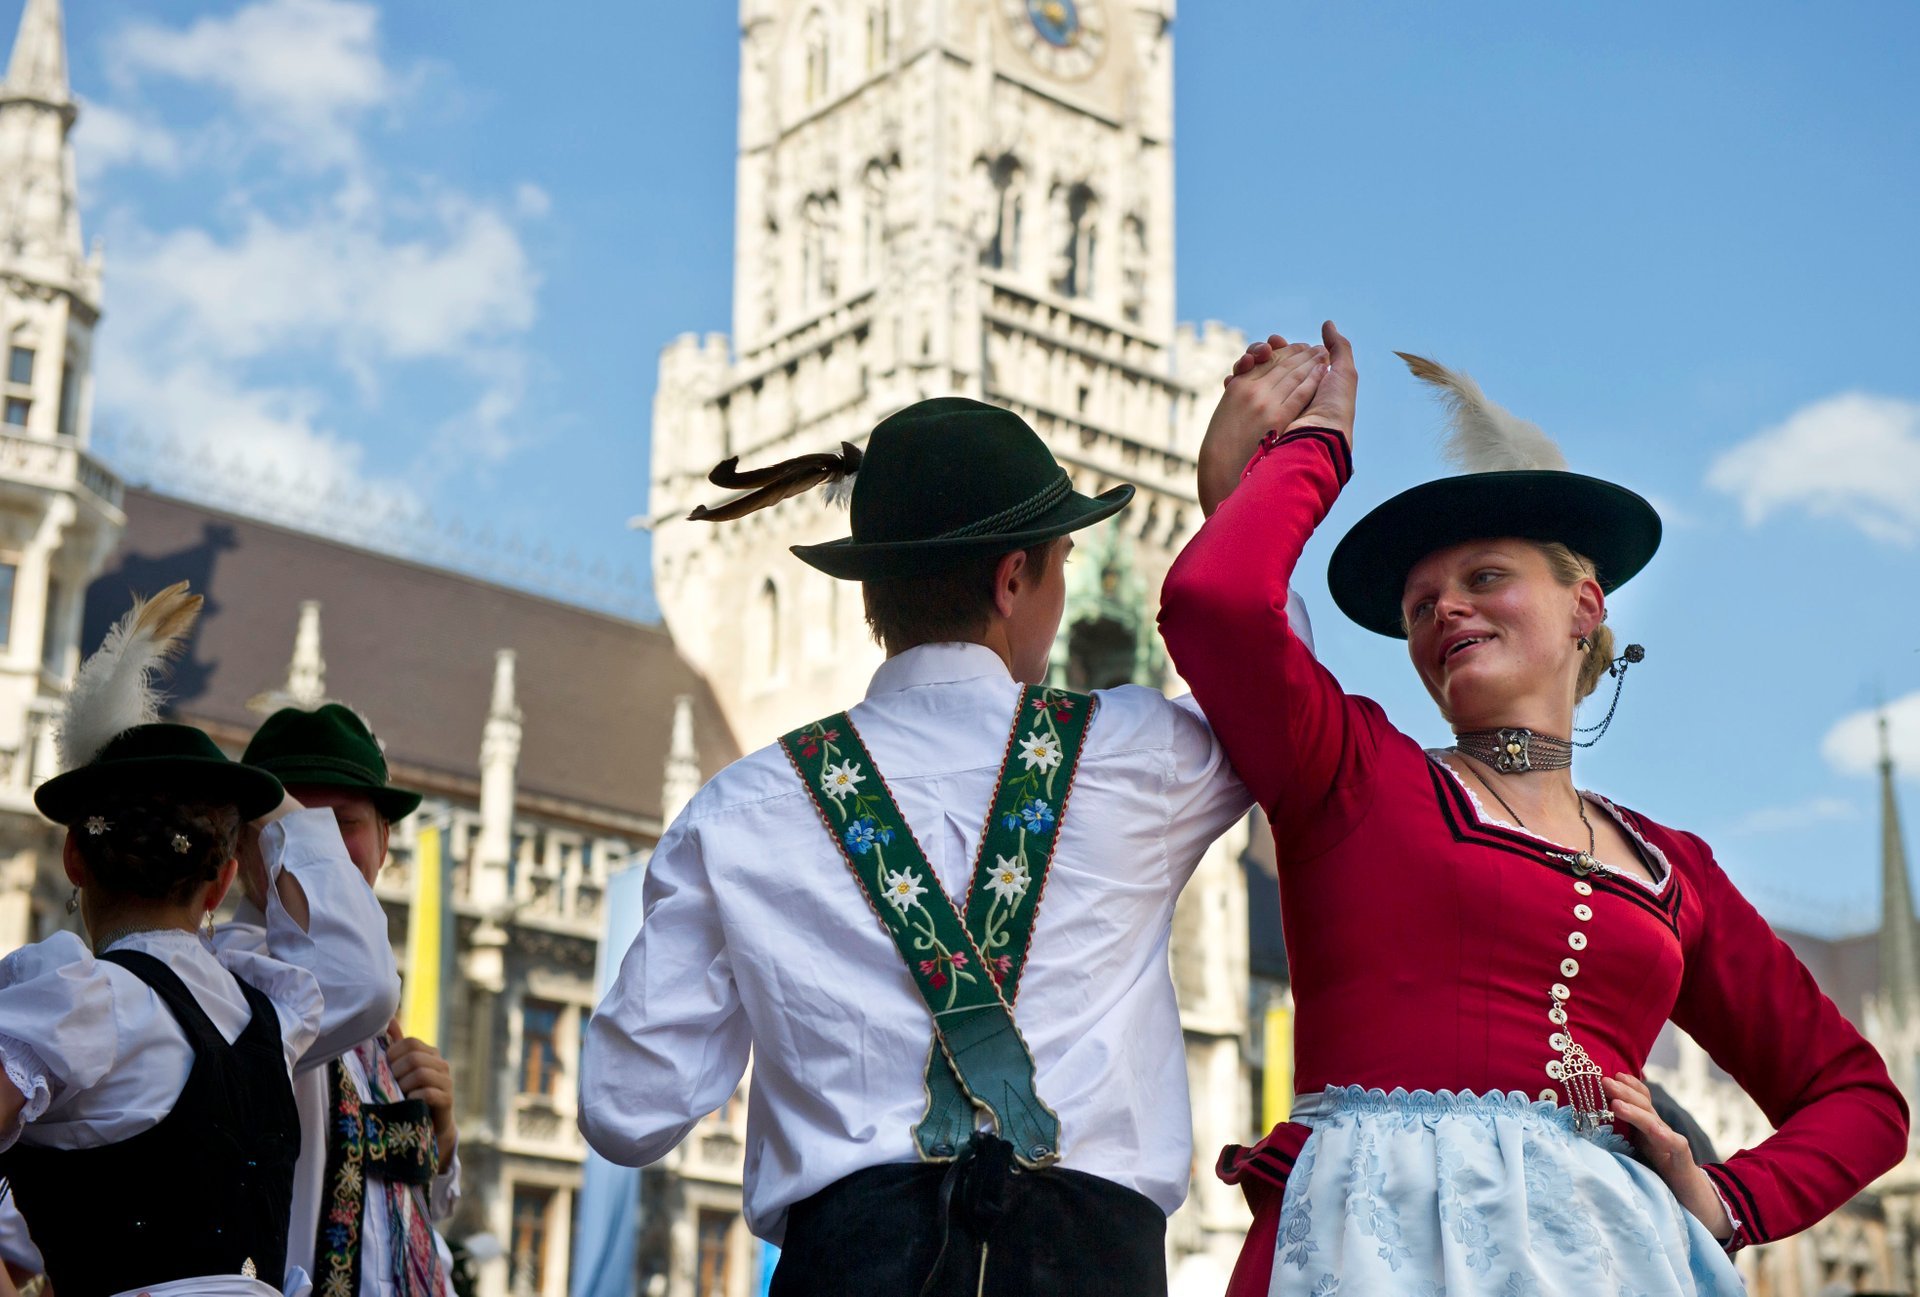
[1003,0,1106,81]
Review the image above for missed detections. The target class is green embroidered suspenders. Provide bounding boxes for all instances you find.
[780,684,1094,1169]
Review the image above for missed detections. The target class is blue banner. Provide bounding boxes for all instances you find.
[569,858,650,1297]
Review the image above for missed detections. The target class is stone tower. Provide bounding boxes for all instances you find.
[647,1,1252,1280]
[0,0,125,950]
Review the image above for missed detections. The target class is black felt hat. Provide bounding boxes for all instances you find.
[36,723,285,825]
[1328,355,1662,639]
[788,398,1133,580]
[242,703,423,822]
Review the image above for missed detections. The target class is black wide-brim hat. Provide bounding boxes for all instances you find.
[242,703,423,821]
[1328,471,1663,638]
[36,722,285,825]
[791,397,1133,580]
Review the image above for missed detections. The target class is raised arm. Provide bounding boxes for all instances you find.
[1667,835,1908,1249]
[579,812,750,1166]
[1161,323,1386,850]
[258,805,403,1068]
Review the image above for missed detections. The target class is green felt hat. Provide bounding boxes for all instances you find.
[36,723,285,825]
[242,703,423,821]
[1327,353,1662,639]
[790,397,1134,580]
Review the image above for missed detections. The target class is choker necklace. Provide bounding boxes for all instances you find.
[90,923,194,954]
[1453,728,1572,774]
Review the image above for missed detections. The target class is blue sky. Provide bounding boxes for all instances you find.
[42,1,1920,931]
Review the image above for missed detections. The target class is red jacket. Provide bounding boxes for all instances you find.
[1158,429,1907,1290]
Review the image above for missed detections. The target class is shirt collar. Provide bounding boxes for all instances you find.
[865,642,1014,699]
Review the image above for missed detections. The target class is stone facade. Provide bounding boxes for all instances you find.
[647,1,1252,1287]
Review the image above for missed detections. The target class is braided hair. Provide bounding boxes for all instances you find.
[72,792,241,906]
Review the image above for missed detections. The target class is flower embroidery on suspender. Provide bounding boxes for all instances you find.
[985,855,1030,903]
[882,868,927,913]
[1017,733,1062,771]
[821,760,865,800]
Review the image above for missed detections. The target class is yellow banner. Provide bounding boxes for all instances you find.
[1263,1000,1293,1130]
[402,823,443,1044]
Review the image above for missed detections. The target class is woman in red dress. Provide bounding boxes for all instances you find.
[1159,324,1907,1295]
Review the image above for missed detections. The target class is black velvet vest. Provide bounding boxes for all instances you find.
[0,947,300,1296]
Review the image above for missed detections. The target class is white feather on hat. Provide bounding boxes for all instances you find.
[57,582,203,771]
[1396,352,1568,473]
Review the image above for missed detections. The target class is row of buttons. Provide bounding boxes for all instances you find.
[1538,877,1597,1103]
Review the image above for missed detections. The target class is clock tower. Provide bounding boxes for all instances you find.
[648,2,1252,1280]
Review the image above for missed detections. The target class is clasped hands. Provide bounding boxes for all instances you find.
[1198,319,1357,515]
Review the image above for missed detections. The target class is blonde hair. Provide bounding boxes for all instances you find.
[1533,541,1613,702]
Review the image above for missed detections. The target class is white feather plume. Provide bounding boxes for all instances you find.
[57,582,204,770]
[1396,352,1568,473]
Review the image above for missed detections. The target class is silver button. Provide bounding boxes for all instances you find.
[1551,982,1571,1001]
[1561,957,1581,977]
[1545,1060,1565,1080]
[1539,1087,1558,1103]
[1549,1006,1568,1025]
[1569,932,1588,951]
[1573,880,1594,896]
[1550,1032,1569,1052]
[1574,904,1593,921]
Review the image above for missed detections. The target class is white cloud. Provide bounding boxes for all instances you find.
[111,197,538,365]
[1707,392,1920,545]
[1822,690,1920,781]
[1726,795,1860,836]
[74,100,182,178]
[107,0,398,169]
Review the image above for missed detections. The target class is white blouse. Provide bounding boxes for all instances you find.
[0,809,401,1154]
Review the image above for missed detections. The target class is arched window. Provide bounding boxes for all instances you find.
[861,162,892,281]
[800,193,839,307]
[1052,182,1099,299]
[981,154,1024,271]
[802,10,831,105]
[1121,213,1147,323]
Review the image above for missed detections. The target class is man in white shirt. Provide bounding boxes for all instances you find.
[582,398,1300,1296]
[219,704,461,1297]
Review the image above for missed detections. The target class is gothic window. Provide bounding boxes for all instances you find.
[1052,183,1099,299]
[0,563,15,649]
[861,162,892,282]
[865,3,892,71]
[800,194,839,307]
[695,1210,735,1297]
[1121,213,1147,323]
[981,155,1025,271]
[519,999,562,1096]
[56,362,76,438]
[509,1184,554,1294]
[802,10,831,105]
[6,346,31,385]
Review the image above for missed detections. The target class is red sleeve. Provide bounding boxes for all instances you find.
[1159,428,1388,855]
[1668,833,1909,1249]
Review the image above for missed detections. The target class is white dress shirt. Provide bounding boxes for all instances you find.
[579,642,1255,1241]
[216,915,461,1297]
[0,809,400,1296]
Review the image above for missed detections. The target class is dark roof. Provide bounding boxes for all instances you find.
[82,489,738,829]
[1776,927,1881,1024]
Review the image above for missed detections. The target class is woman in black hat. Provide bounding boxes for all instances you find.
[1160,325,1906,1296]
[0,585,400,1297]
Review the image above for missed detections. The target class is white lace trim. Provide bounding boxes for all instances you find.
[0,1031,54,1153]
[1428,754,1669,896]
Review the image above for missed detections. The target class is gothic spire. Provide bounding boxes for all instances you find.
[1878,712,1919,1022]
[1,0,95,302]
[4,0,69,106]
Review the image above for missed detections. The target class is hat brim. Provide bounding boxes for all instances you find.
[1327,471,1662,638]
[256,758,424,821]
[36,757,286,826]
[791,484,1135,580]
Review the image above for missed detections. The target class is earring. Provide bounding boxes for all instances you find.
[1577,634,1591,651]
[203,909,216,938]
[65,886,79,914]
